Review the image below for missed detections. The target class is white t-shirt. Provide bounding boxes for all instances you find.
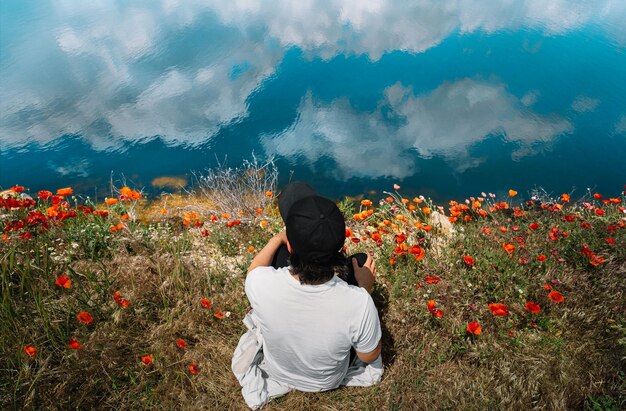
[245,266,382,392]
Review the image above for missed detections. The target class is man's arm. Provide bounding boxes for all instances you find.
[355,339,382,363]
[247,230,288,273]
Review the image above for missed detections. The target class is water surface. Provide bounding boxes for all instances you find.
[1,1,625,201]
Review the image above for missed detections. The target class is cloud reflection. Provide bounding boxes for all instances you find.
[263,79,573,178]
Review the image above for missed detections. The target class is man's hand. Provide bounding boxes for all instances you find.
[247,229,288,273]
[352,253,376,294]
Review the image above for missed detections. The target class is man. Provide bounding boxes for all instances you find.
[232,182,383,409]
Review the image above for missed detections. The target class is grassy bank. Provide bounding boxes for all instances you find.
[1,173,624,410]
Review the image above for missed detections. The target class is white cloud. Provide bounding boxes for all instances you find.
[571,95,600,113]
[616,115,626,134]
[262,78,573,178]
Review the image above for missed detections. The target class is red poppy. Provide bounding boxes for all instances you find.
[426,300,444,317]
[543,283,553,291]
[23,345,37,357]
[463,255,475,266]
[518,257,529,265]
[502,243,516,254]
[11,185,25,193]
[176,339,187,350]
[488,303,509,316]
[55,275,72,289]
[68,337,81,350]
[141,355,153,365]
[200,299,212,309]
[529,222,540,230]
[424,276,440,285]
[525,302,541,314]
[77,311,93,324]
[38,190,53,200]
[351,237,360,244]
[595,208,605,216]
[548,290,564,303]
[345,228,353,238]
[466,322,482,335]
[606,238,615,245]
[593,193,602,199]
[188,362,200,375]
[537,254,547,261]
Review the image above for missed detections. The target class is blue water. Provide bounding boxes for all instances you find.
[1,1,625,202]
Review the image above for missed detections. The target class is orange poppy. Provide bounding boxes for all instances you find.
[23,345,37,357]
[260,220,268,228]
[508,189,517,197]
[595,208,605,216]
[176,339,187,350]
[56,187,73,196]
[499,226,508,233]
[463,255,475,266]
[248,246,255,252]
[548,291,564,303]
[214,309,225,319]
[188,362,200,375]
[370,232,382,242]
[394,233,406,244]
[200,299,212,309]
[502,243,516,254]
[55,275,72,289]
[525,302,541,314]
[105,198,118,205]
[422,207,431,215]
[422,225,433,232]
[68,337,81,350]
[593,193,602,199]
[561,193,570,203]
[345,228,353,238]
[361,199,372,207]
[221,213,231,219]
[543,283,552,291]
[77,311,93,324]
[488,303,509,316]
[409,245,425,260]
[466,322,482,335]
[141,355,153,365]
[589,255,604,266]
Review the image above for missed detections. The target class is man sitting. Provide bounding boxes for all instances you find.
[232,182,383,409]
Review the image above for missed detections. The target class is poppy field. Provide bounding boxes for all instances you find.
[1,173,624,410]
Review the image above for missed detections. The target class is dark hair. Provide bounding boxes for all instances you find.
[289,251,348,285]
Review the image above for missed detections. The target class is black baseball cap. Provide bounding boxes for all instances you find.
[278,181,317,222]
[280,183,346,264]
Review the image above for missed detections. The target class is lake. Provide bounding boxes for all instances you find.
[1,1,625,202]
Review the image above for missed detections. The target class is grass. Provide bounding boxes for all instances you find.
[0,175,625,410]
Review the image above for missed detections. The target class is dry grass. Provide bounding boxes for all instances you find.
[1,181,625,410]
